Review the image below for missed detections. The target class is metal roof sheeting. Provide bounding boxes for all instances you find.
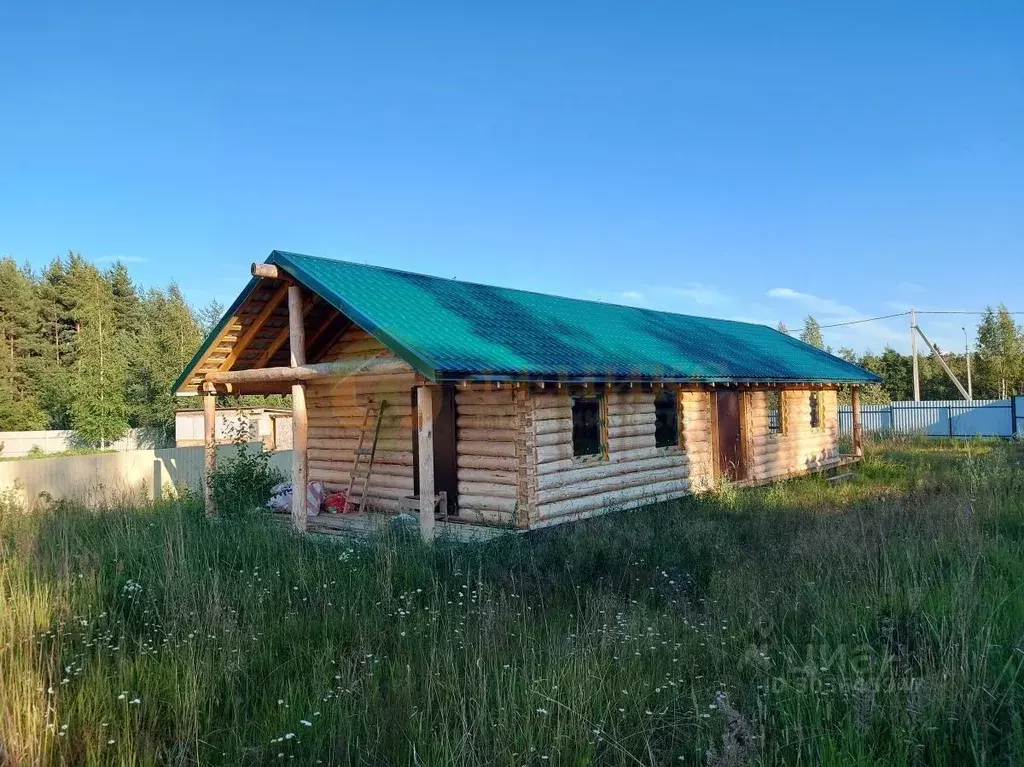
[258,251,879,384]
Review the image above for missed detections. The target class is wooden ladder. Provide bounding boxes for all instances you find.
[344,401,388,513]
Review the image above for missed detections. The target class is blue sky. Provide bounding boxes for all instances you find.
[1,1,1021,354]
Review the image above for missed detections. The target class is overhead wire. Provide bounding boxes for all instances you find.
[783,309,1024,335]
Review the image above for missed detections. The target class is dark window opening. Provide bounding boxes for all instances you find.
[654,391,679,448]
[571,396,603,457]
[809,392,821,429]
[766,390,783,434]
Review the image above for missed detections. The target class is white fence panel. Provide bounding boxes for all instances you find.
[0,428,168,458]
[0,444,292,509]
[839,399,1014,438]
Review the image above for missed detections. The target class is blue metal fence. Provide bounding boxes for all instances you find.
[838,399,1016,438]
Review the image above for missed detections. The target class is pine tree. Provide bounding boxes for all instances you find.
[105,261,146,425]
[131,284,204,441]
[198,298,226,334]
[799,316,830,351]
[776,321,790,334]
[107,261,144,334]
[69,264,129,447]
[35,255,81,428]
[859,347,912,401]
[0,258,46,429]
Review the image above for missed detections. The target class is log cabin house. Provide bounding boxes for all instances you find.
[174,251,879,539]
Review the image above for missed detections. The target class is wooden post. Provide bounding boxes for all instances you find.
[851,385,863,458]
[416,385,435,542]
[289,285,308,532]
[153,458,163,502]
[203,391,216,516]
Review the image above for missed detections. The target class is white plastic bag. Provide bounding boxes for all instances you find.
[266,481,325,516]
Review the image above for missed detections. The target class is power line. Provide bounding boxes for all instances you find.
[782,311,908,334]
[916,310,1024,316]
[819,312,910,329]
[783,308,1024,335]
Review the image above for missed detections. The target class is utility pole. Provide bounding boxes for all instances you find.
[910,309,920,401]
[914,323,970,400]
[962,327,973,400]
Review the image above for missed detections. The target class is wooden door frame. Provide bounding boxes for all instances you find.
[710,390,721,480]
[711,388,749,482]
[411,384,459,513]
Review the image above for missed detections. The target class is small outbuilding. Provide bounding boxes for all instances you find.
[174,251,879,538]
[174,407,292,451]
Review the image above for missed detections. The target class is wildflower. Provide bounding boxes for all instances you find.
[535,708,548,715]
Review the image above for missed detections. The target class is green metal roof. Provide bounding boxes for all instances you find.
[175,250,880,391]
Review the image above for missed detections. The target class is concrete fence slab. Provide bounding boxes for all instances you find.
[0,444,292,509]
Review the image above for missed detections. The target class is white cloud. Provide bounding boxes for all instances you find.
[620,290,645,304]
[896,281,927,294]
[765,287,858,318]
[886,300,914,312]
[668,283,731,307]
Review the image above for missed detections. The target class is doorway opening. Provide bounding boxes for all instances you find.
[412,385,459,515]
[714,390,746,481]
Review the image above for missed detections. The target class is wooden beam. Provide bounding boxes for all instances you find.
[851,385,863,458]
[289,285,308,532]
[251,263,281,279]
[201,381,292,396]
[417,385,435,541]
[204,392,217,517]
[253,324,291,369]
[252,292,318,369]
[205,357,407,385]
[218,282,290,372]
[306,315,352,361]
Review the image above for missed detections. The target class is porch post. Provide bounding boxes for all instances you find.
[289,285,308,532]
[416,385,436,541]
[851,385,863,458]
[203,390,217,516]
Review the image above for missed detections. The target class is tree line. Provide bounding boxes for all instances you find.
[0,252,225,444]
[3,253,1022,442]
[784,309,1024,404]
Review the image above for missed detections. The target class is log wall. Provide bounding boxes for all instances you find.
[743,388,839,482]
[453,385,522,526]
[679,390,714,492]
[304,327,418,510]
[526,388,693,526]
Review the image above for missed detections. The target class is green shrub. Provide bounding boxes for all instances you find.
[209,443,284,518]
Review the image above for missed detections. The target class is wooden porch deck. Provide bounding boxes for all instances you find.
[268,510,516,543]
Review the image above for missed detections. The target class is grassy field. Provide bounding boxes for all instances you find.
[1,439,1022,765]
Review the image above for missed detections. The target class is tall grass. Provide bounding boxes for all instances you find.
[1,440,1022,764]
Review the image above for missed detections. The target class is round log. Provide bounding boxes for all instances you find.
[457,481,517,499]
[458,428,516,443]
[457,440,516,458]
[457,468,518,485]
[456,454,518,471]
